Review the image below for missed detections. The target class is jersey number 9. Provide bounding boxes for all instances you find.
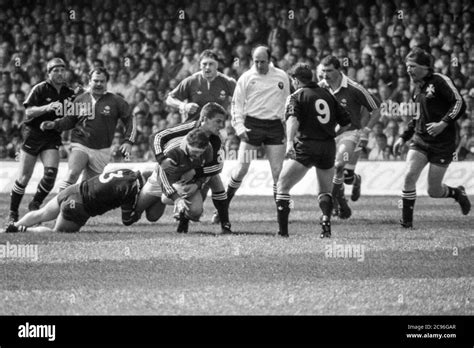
[315,99,330,124]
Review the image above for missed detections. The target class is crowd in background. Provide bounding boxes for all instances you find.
[0,0,473,162]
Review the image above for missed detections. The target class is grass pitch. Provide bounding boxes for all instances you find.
[0,194,472,315]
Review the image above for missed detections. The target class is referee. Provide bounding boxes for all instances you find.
[226,45,291,214]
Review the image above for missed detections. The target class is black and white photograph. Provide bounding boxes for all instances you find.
[0,0,472,345]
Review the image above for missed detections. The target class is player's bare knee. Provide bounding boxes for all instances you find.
[146,211,160,222]
[186,206,203,221]
[277,177,290,193]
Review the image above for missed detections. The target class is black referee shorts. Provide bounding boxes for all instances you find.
[294,139,336,170]
[244,116,285,146]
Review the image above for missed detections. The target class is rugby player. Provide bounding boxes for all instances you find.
[147,102,231,234]
[5,169,145,233]
[7,58,75,223]
[138,128,224,234]
[276,63,351,238]
[318,56,381,219]
[166,50,236,122]
[393,47,470,228]
[41,67,136,188]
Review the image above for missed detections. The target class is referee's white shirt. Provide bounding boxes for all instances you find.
[231,63,290,132]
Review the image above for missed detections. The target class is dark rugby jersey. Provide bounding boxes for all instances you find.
[400,72,466,144]
[159,141,214,198]
[169,72,236,121]
[23,79,75,136]
[80,169,140,217]
[53,91,136,149]
[152,120,223,177]
[285,82,351,141]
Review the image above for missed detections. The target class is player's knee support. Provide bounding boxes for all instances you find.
[41,167,58,191]
[343,169,355,185]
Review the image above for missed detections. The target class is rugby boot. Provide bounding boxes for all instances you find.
[5,222,26,233]
[320,215,331,238]
[455,186,471,215]
[351,174,362,202]
[337,196,352,219]
[176,212,189,233]
[400,219,413,228]
[219,222,233,235]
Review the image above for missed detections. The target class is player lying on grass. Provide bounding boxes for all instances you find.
[4,169,147,233]
[137,128,229,234]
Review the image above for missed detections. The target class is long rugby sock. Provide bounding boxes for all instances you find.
[332,177,344,200]
[212,191,229,225]
[318,193,333,219]
[226,177,242,204]
[10,180,26,214]
[401,190,416,224]
[32,167,58,205]
[276,193,291,236]
[273,183,277,201]
[443,185,459,199]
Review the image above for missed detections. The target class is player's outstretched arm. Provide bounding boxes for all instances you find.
[25,102,62,122]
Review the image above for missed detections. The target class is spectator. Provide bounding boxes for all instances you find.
[131,58,154,90]
[114,71,138,105]
[456,119,474,161]
[0,0,470,163]
[368,133,389,160]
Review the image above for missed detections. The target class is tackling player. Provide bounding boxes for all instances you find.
[138,129,220,233]
[166,50,236,122]
[394,47,470,228]
[159,129,214,226]
[5,169,145,233]
[276,63,351,238]
[146,103,231,234]
[7,58,75,223]
[41,67,136,188]
[318,56,381,219]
